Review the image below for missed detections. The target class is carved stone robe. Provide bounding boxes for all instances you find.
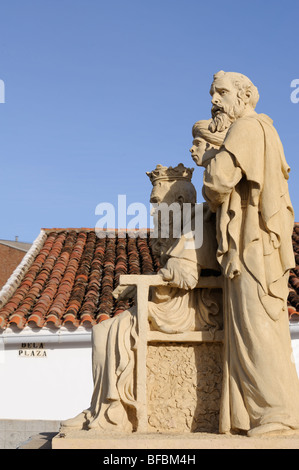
[203,113,299,433]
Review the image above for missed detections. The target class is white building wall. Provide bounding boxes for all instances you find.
[0,324,298,422]
[0,327,93,421]
[290,324,299,378]
[292,340,299,376]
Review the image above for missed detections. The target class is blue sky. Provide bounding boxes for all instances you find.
[0,0,298,242]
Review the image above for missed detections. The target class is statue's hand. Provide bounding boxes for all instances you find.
[223,250,241,279]
[159,258,199,290]
[224,259,241,279]
[112,285,136,300]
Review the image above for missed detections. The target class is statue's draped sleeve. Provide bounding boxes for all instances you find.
[203,114,295,320]
[203,150,242,211]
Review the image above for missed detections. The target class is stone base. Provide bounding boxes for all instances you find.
[18,432,57,449]
[146,342,223,433]
[52,429,299,450]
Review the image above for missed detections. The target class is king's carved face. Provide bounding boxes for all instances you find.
[150,180,174,206]
[209,75,246,133]
[150,179,196,210]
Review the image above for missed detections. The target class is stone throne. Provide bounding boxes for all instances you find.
[116,273,223,434]
[113,163,224,434]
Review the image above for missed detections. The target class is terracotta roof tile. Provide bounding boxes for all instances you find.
[0,226,298,330]
[0,229,159,329]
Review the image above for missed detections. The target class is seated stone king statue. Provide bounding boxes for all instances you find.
[61,160,223,432]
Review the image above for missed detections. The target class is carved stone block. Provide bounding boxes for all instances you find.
[147,342,223,433]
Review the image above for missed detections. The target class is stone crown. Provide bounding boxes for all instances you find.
[146,163,194,184]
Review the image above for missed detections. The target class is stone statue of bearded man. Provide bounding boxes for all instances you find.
[202,70,299,437]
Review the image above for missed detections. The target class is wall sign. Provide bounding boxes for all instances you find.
[18,343,47,358]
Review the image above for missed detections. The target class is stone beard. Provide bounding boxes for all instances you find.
[209,99,246,133]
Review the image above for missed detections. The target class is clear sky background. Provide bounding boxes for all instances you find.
[0,0,298,243]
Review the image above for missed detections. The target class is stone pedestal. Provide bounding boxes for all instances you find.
[52,429,299,449]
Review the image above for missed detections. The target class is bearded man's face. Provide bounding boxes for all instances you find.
[209,76,246,133]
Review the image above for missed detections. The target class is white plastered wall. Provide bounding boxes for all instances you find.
[0,326,93,421]
[290,324,299,377]
[0,324,298,422]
